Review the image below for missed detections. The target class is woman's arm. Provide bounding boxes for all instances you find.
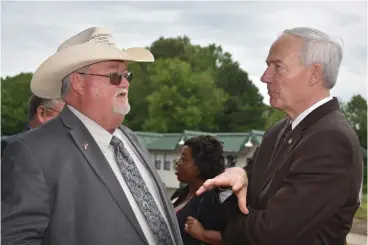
[200,230,223,245]
[184,216,223,245]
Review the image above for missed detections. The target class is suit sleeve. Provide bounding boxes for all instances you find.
[245,147,259,183]
[223,130,357,245]
[2,139,51,245]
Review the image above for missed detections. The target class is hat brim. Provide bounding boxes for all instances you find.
[31,42,154,99]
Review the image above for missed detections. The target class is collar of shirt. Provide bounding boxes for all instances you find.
[291,96,333,130]
[67,105,119,151]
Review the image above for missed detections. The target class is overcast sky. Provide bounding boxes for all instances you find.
[1,1,367,105]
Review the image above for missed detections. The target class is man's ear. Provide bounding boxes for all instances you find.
[309,64,323,86]
[69,72,84,95]
[36,106,47,123]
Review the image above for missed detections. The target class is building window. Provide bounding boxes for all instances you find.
[155,160,162,170]
[154,155,161,170]
[164,154,171,170]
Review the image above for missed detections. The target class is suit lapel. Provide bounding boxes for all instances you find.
[259,97,341,192]
[61,108,148,244]
[260,125,302,191]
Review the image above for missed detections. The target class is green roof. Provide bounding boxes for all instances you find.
[136,130,368,157]
[136,129,266,153]
[148,134,182,151]
[135,132,162,147]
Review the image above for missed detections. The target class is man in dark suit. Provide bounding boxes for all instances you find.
[1,94,64,156]
[2,27,183,245]
[197,27,363,245]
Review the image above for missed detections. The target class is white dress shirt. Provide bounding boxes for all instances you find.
[68,105,174,245]
[291,96,333,130]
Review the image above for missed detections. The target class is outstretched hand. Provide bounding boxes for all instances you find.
[196,167,249,214]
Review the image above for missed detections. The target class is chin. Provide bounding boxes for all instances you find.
[113,103,131,116]
[270,98,281,109]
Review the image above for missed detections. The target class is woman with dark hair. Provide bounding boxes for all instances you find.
[171,135,230,245]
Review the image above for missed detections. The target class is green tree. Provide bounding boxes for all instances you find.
[264,107,287,129]
[143,58,227,133]
[215,57,266,132]
[343,95,367,149]
[148,36,267,132]
[341,95,367,193]
[123,62,152,130]
[1,73,32,135]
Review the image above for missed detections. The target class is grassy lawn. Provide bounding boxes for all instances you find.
[355,194,367,220]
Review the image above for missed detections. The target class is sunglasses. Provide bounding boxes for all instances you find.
[77,72,133,85]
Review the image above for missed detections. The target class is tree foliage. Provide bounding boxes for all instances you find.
[142,58,226,132]
[125,36,267,133]
[341,94,367,149]
[264,107,287,129]
[1,73,32,135]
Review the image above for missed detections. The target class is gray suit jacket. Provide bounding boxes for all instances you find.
[2,106,183,245]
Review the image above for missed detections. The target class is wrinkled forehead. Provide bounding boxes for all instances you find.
[267,34,304,63]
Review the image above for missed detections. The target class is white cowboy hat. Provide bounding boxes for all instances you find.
[30,27,154,99]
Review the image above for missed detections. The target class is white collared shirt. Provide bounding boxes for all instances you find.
[291,96,333,130]
[68,105,174,245]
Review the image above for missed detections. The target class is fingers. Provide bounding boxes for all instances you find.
[196,179,215,195]
[196,172,235,196]
[184,223,189,232]
[186,216,195,221]
[184,220,193,232]
[212,173,233,187]
[236,187,249,214]
[232,177,244,193]
[184,220,198,234]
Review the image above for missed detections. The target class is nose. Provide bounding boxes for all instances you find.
[260,66,273,84]
[118,76,129,88]
[175,159,181,168]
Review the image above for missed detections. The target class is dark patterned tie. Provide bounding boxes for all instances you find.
[110,136,174,245]
[273,123,293,158]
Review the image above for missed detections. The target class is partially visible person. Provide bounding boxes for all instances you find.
[27,94,65,130]
[1,94,64,156]
[197,27,363,245]
[171,135,230,245]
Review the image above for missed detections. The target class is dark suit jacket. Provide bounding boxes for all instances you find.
[1,107,183,245]
[1,124,31,157]
[222,98,363,245]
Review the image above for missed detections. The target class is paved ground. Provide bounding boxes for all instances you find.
[347,233,367,245]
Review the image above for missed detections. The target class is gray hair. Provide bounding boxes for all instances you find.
[282,27,343,89]
[28,95,63,121]
[61,66,89,99]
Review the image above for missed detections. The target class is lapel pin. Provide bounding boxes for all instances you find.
[288,138,292,144]
[83,143,89,150]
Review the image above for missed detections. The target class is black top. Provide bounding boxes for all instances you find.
[171,186,228,245]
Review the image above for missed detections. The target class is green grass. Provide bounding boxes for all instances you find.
[355,194,367,220]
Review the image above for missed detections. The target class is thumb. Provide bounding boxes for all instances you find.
[237,187,249,215]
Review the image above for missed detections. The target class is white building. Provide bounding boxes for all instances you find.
[136,130,265,190]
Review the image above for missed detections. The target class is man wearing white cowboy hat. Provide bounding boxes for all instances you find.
[2,27,183,245]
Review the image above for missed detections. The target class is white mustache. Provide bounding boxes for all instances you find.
[115,89,128,96]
